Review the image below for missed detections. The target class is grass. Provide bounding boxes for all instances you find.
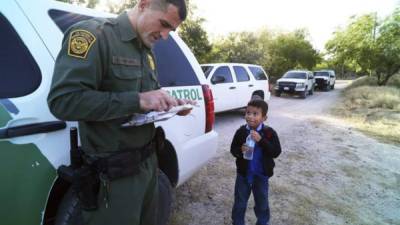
[332,75,400,145]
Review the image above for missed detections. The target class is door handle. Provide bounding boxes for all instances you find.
[229,87,236,89]
[0,121,66,139]
[248,84,254,87]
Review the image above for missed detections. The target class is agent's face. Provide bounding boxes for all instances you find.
[136,2,181,48]
[245,106,266,129]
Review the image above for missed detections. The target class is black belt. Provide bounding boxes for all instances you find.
[92,141,156,181]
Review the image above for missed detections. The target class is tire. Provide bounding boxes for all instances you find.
[275,91,281,97]
[301,89,307,99]
[54,188,83,225]
[309,86,314,95]
[54,171,173,225]
[331,84,335,89]
[157,170,174,225]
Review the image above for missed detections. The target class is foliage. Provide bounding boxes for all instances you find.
[178,18,212,64]
[325,6,400,85]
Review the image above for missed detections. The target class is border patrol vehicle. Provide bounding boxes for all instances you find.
[200,63,271,113]
[313,70,336,91]
[275,70,315,99]
[0,0,218,224]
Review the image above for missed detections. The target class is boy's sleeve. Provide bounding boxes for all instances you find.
[258,127,281,158]
[230,128,243,158]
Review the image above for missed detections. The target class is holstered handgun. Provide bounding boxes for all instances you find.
[57,127,100,211]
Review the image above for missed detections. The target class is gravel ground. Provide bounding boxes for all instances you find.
[168,82,400,225]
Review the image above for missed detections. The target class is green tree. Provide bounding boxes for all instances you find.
[325,7,400,85]
[266,29,320,78]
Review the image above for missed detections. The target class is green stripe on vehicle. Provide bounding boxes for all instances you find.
[0,105,56,225]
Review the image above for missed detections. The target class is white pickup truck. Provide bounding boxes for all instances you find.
[275,70,315,99]
[314,70,336,91]
[201,63,271,113]
[0,0,218,224]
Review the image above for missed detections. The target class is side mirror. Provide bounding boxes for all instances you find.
[211,75,225,84]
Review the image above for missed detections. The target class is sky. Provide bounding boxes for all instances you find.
[97,0,399,51]
[190,0,399,51]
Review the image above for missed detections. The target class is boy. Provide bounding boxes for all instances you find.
[230,99,282,225]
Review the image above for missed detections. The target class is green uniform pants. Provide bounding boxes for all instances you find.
[83,153,158,225]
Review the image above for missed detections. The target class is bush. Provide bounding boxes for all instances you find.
[344,86,400,110]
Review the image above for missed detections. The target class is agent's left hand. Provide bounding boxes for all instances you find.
[176,99,197,116]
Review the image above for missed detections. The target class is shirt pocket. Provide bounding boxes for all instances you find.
[103,65,143,91]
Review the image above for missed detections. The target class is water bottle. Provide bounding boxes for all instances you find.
[243,134,255,160]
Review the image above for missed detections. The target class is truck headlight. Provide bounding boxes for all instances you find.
[296,83,305,88]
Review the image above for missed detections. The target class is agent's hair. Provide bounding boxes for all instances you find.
[247,99,268,116]
[150,0,187,21]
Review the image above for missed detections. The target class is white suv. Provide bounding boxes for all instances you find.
[0,0,218,224]
[201,63,271,113]
[314,70,336,91]
[275,70,315,99]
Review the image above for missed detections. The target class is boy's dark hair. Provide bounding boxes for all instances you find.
[247,99,268,116]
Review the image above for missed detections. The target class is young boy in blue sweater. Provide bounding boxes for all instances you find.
[230,99,282,225]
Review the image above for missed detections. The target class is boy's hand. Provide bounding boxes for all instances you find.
[250,130,262,142]
[241,144,249,153]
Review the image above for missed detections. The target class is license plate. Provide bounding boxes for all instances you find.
[284,87,289,91]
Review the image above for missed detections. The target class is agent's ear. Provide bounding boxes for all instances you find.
[138,0,150,12]
[263,115,268,121]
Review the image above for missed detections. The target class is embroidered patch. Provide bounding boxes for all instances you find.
[68,29,96,59]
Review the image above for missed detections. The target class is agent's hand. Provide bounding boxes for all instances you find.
[139,90,178,112]
[250,130,262,142]
[176,98,197,116]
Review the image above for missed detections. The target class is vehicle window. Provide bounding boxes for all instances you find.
[233,66,250,82]
[0,14,41,98]
[212,66,233,83]
[314,71,329,77]
[249,66,267,80]
[49,10,199,87]
[153,36,200,86]
[283,72,307,79]
[48,9,93,32]
[201,66,214,78]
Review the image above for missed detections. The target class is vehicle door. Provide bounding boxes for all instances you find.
[208,66,237,112]
[233,65,253,108]
[0,3,69,225]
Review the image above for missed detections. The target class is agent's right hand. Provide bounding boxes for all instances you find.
[139,89,178,112]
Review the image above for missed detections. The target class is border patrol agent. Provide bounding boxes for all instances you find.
[47,0,188,224]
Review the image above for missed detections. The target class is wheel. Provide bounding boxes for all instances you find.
[331,84,335,89]
[54,171,174,225]
[309,87,314,95]
[301,89,307,99]
[275,91,281,97]
[251,92,264,100]
[157,170,174,225]
[54,188,83,225]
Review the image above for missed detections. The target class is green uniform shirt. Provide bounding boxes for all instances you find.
[48,13,160,155]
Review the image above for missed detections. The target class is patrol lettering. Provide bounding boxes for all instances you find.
[167,88,203,101]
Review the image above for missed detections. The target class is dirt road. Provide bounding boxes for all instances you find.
[169,81,400,225]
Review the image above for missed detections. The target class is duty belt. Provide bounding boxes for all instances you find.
[92,141,156,181]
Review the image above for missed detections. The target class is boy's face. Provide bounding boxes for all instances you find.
[245,106,267,129]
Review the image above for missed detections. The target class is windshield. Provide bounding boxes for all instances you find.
[283,72,306,79]
[314,71,329,77]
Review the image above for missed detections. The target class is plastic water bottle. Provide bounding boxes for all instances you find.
[243,134,255,160]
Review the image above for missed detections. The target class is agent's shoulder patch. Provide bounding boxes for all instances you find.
[68,29,96,59]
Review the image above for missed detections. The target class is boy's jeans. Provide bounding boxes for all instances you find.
[231,174,270,225]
